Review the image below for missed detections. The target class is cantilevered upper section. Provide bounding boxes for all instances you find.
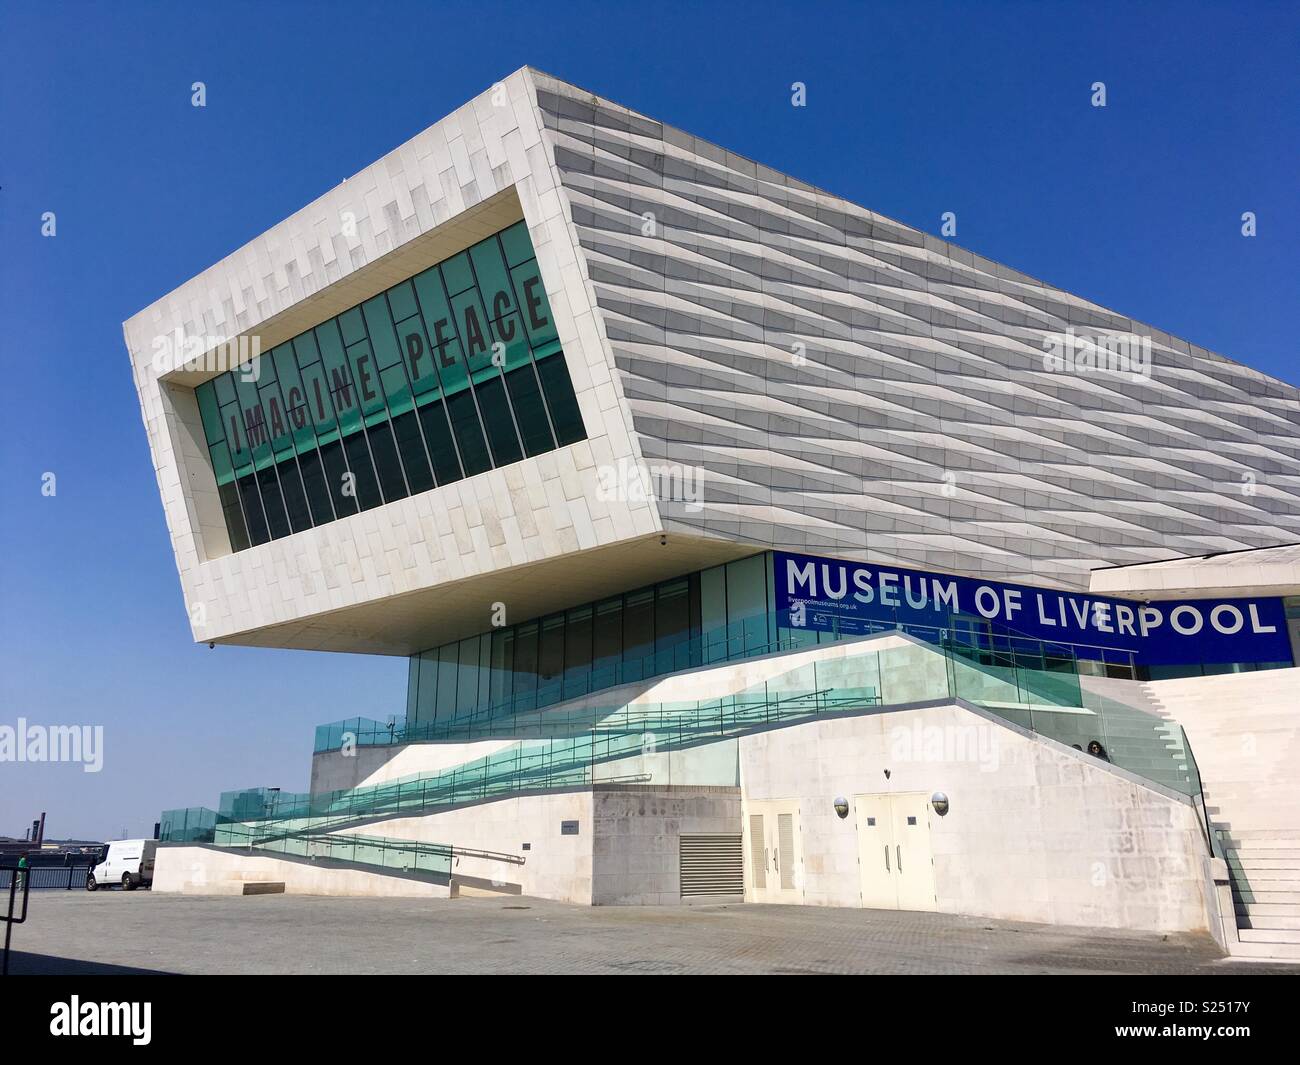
[124,67,1300,655]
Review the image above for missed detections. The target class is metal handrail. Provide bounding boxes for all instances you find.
[2,867,33,976]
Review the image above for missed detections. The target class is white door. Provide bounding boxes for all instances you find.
[855,793,937,912]
[744,800,804,903]
[772,808,801,901]
[854,795,896,909]
[746,811,768,899]
[889,793,937,912]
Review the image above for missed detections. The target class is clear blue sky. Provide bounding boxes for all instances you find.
[2,1,1296,841]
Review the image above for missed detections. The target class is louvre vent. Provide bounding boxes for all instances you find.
[680,833,744,897]
[748,815,766,890]
[777,814,795,890]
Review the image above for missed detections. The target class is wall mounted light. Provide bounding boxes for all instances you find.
[833,796,850,819]
[931,792,950,816]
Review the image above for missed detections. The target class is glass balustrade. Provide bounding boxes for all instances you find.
[168,629,1198,869]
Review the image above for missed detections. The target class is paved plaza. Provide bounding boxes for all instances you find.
[9,891,1298,975]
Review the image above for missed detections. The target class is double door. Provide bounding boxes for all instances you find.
[855,793,937,911]
[744,800,803,903]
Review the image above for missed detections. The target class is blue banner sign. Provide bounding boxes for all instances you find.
[772,550,1293,666]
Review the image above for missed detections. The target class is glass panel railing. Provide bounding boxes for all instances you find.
[159,806,218,843]
[172,628,1192,860]
[209,822,455,878]
[314,612,1111,751]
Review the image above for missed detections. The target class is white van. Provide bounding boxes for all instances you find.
[86,839,156,891]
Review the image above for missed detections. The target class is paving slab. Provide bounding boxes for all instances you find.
[9,891,1300,975]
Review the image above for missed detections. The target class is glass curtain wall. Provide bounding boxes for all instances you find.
[407,555,776,730]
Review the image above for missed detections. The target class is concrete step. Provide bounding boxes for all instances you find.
[1236,914,1300,931]
[1232,889,1300,906]
[1226,845,1300,858]
[1228,871,1300,886]
[1238,928,1300,945]
[1229,859,1300,873]
[1228,939,1300,960]
[1214,828,1300,842]
[1234,902,1300,918]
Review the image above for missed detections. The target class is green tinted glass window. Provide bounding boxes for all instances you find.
[198,220,586,555]
[196,382,224,445]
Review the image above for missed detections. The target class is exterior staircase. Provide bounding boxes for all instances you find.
[1142,668,1300,960]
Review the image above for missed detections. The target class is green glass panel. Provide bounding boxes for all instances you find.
[362,295,403,370]
[196,381,225,445]
[271,343,300,385]
[499,221,533,268]
[299,362,338,439]
[233,369,274,471]
[315,321,352,392]
[412,267,469,397]
[339,306,367,346]
[470,237,517,321]
[535,353,586,445]
[221,400,252,474]
[532,337,564,361]
[274,349,316,452]
[344,339,386,420]
[209,441,235,485]
[335,391,363,437]
[388,280,419,323]
[380,363,414,417]
[492,312,532,371]
[453,287,494,379]
[213,372,237,406]
[292,331,322,369]
[395,314,441,399]
[441,251,475,296]
[258,376,295,460]
[511,260,559,349]
[434,336,469,398]
[253,348,278,386]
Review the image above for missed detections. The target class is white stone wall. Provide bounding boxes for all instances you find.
[740,703,1214,932]
[153,844,450,898]
[343,790,594,904]
[592,786,742,905]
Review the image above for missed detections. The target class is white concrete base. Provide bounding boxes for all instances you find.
[153,846,450,898]
[739,701,1216,935]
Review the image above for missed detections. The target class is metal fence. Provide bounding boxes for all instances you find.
[0,863,93,891]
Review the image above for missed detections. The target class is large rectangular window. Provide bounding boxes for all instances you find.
[193,220,586,554]
[403,558,781,732]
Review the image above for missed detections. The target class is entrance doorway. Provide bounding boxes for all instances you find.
[744,800,803,903]
[854,792,937,911]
